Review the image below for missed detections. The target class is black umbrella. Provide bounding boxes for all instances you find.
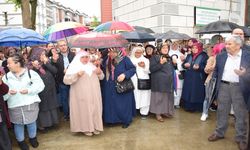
[195,21,240,34]
[133,26,155,33]
[155,30,191,40]
[121,31,155,42]
[241,26,250,37]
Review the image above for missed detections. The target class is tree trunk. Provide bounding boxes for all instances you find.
[30,0,37,30]
[21,0,32,29]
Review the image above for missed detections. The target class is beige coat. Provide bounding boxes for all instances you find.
[64,72,104,133]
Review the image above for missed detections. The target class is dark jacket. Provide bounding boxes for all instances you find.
[213,50,250,111]
[150,55,175,92]
[0,82,9,124]
[52,51,75,85]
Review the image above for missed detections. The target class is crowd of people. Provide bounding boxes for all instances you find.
[0,28,249,150]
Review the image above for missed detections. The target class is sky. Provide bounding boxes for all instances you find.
[55,0,101,19]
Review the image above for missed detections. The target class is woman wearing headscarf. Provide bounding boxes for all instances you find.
[3,54,45,150]
[181,42,208,112]
[101,48,136,128]
[181,38,198,56]
[144,44,156,59]
[150,42,175,122]
[169,41,185,108]
[130,46,151,118]
[28,47,59,131]
[0,77,11,150]
[64,51,104,136]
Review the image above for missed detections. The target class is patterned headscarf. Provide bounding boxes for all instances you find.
[106,48,126,81]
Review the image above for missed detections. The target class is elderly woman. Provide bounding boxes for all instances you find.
[3,54,45,150]
[144,44,156,59]
[150,42,175,122]
[28,48,59,131]
[169,41,185,108]
[101,48,136,128]
[64,51,104,136]
[181,42,208,112]
[130,46,151,118]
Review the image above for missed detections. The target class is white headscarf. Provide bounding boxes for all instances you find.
[130,46,146,65]
[65,51,96,76]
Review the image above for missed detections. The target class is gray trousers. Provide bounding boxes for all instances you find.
[215,82,248,142]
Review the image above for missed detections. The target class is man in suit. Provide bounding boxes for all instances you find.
[208,35,250,150]
[52,40,75,121]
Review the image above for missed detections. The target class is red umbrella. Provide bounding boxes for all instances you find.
[68,32,129,49]
[93,21,134,32]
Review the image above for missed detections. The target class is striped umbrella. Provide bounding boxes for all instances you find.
[94,21,134,32]
[69,32,128,49]
[43,22,88,42]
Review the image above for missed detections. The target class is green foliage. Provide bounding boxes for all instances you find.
[90,16,101,27]
[6,0,21,9]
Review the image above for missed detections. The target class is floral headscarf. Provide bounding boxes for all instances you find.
[106,48,126,81]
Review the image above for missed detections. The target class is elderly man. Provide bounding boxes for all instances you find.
[208,35,250,150]
[52,40,75,121]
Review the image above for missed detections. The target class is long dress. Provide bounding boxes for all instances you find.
[36,63,59,128]
[149,55,175,116]
[64,51,104,133]
[181,52,208,112]
[130,55,151,115]
[64,69,104,133]
[101,56,136,126]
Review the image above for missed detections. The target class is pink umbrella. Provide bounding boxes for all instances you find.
[68,32,129,49]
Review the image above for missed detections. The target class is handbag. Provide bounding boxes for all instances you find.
[136,73,151,90]
[115,79,134,94]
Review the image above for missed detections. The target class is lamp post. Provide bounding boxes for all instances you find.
[3,12,8,26]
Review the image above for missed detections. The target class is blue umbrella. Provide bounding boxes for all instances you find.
[0,28,48,47]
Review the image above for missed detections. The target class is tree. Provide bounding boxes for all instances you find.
[7,0,37,30]
[90,16,101,28]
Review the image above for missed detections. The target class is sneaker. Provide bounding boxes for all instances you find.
[200,113,208,121]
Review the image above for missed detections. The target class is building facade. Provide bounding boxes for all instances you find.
[112,0,246,36]
[101,0,112,23]
[0,0,88,34]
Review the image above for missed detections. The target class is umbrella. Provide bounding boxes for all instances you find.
[204,78,217,113]
[68,32,129,49]
[0,28,48,47]
[133,26,155,33]
[121,31,155,42]
[0,27,21,32]
[195,21,240,34]
[43,21,89,41]
[155,30,191,40]
[241,26,250,37]
[93,21,134,32]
